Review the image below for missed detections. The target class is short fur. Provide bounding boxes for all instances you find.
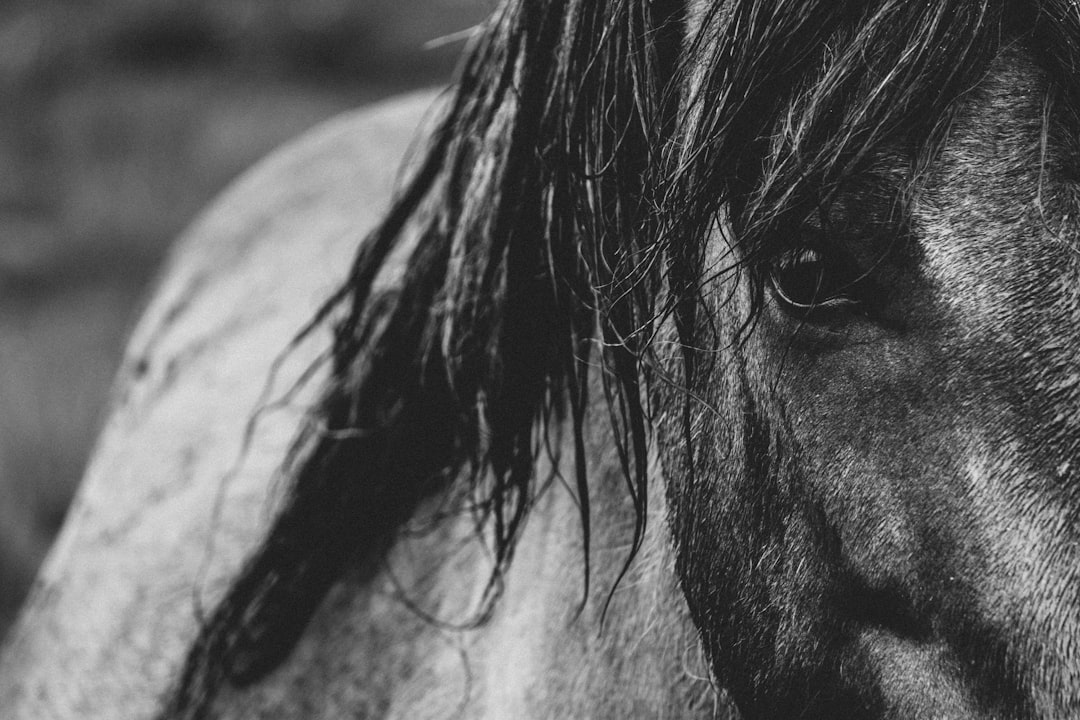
[162,1,1080,718]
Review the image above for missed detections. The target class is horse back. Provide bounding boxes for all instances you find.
[0,87,725,720]
[0,90,440,719]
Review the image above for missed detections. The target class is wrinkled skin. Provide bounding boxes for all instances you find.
[658,45,1080,718]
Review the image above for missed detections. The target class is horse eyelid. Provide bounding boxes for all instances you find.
[767,246,864,315]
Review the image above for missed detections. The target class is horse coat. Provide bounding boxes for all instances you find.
[0,91,717,718]
[6,1,1080,718]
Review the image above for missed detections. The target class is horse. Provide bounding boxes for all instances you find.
[3,0,1080,717]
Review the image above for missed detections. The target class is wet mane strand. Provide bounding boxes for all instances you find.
[161,1,1080,716]
[669,0,1012,332]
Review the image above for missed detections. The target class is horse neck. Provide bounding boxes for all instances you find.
[207,414,726,719]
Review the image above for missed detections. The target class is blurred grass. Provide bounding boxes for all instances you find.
[0,0,490,635]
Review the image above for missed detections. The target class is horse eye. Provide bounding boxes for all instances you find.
[768,247,861,315]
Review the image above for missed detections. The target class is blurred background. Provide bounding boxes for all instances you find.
[0,0,491,638]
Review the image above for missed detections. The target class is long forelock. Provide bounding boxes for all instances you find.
[664,1,1021,320]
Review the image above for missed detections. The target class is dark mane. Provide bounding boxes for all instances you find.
[161,1,1080,716]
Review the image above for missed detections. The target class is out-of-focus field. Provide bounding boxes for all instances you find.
[0,0,489,637]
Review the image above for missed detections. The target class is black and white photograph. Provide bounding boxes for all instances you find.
[2,1,1080,718]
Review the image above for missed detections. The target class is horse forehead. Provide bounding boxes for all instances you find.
[917,48,1076,325]
[932,48,1047,186]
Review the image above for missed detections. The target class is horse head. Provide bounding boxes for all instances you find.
[657,3,1080,716]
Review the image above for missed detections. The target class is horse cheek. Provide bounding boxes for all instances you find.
[656,285,860,714]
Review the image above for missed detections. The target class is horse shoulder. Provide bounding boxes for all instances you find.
[203,424,722,719]
[0,89,440,719]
